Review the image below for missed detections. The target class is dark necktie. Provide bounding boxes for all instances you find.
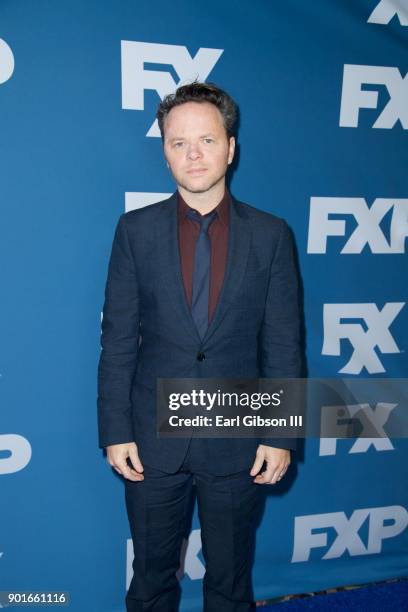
[187,208,217,340]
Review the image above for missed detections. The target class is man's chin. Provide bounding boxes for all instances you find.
[179,177,224,195]
[184,186,211,194]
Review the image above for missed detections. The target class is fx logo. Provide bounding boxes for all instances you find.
[292,505,408,562]
[0,38,14,84]
[339,64,408,129]
[307,197,408,254]
[121,41,223,137]
[126,529,204,589]
[368,0,408,26]
[322,303,405,374]
[319,402,397,456]
[0,434,31,474]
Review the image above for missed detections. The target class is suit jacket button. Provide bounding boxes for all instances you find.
[197,352,205,361]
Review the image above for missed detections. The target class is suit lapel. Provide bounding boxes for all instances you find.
[156,192,201,342]
[156,192,250,344]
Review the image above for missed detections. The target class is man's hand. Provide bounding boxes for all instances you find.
[106,442,144,482]
[250,445,290,484]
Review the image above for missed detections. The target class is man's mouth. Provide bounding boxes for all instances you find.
[186,168,207,175]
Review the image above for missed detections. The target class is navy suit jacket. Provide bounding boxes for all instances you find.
[97,192,302,474]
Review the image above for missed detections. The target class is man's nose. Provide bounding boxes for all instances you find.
[187,144,203,160]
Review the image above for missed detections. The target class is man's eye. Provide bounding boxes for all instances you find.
[204,138,214,144]
[174,142,184,148]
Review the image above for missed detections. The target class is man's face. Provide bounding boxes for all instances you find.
[163,101,235,195]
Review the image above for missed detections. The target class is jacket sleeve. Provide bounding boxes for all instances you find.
[97,214,140,448]
[259,219,302,452]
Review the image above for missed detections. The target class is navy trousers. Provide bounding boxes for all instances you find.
[124,438,261,611]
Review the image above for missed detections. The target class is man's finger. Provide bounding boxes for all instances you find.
[266,464,289,485]
[115,458,144,482]
[120,465,144,482]
[250,450,265,476]
[269,464,284,484]
[255,460,287,484]
[278,467,288,479]
[254,463,278,484]
[128,447,144,474]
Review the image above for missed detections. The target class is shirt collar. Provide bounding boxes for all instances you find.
[177,188,230,228]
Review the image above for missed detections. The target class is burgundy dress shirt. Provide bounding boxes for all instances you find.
[177,189,230,324]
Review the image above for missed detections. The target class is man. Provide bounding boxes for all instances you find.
[97,82,301,611]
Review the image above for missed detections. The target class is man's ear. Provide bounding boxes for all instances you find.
[228,136,236,165]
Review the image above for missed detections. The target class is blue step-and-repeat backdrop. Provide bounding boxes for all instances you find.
[1,1,407,610]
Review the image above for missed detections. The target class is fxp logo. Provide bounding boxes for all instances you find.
[0,38,14,84]
[0,434,31,474]
[121,41,223,137]
[292,505,408,562]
